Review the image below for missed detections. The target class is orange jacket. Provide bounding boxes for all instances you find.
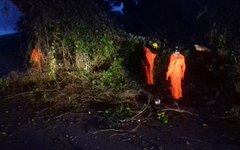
[30,48,44,70]
[166,52,186,80]
[144,46,156,64]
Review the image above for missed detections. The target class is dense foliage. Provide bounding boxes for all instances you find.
[9,0,136,89]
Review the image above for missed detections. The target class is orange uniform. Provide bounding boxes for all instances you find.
[166,52,186,100]
[30,48,44,71]
[143,46,157,85]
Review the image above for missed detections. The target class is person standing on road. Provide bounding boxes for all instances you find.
[30,48,44,72]
[143,42,158,85]
[166,46,186,101]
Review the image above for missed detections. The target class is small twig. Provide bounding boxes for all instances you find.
[67,71,88,80]
[53,112,87,120]
[53,112,69,119]
[121,137,132,142]
[110,133,129,139]
[120,96,151,122]
[5,88,57,100]
[110,120,147,138]
[138,89,154,98]
[35,108,50,114]
[93,120,146,136]
[5,91,34,99]
[161,108,199,116]
[92,128,125,135]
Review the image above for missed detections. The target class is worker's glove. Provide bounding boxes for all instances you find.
[181,75,184,80]
[166,74,169,80]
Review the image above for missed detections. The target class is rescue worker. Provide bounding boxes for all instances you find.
[30,48,44,71]
[143,42,158,85]
[166,46,186,100]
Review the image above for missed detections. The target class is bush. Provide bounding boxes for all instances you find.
[92,58,125,91]
[0,78,8,94]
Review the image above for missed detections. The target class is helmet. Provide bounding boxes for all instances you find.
[174,46,180,55]
[175,46,179,52]
[175,46,179,50]
[152,42,158,49]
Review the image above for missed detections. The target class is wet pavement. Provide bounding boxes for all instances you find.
[0,97,240,150]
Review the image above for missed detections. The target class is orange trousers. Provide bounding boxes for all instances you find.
[170,77,182,100]
[144,61,154,84]
[143,46,156,85]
